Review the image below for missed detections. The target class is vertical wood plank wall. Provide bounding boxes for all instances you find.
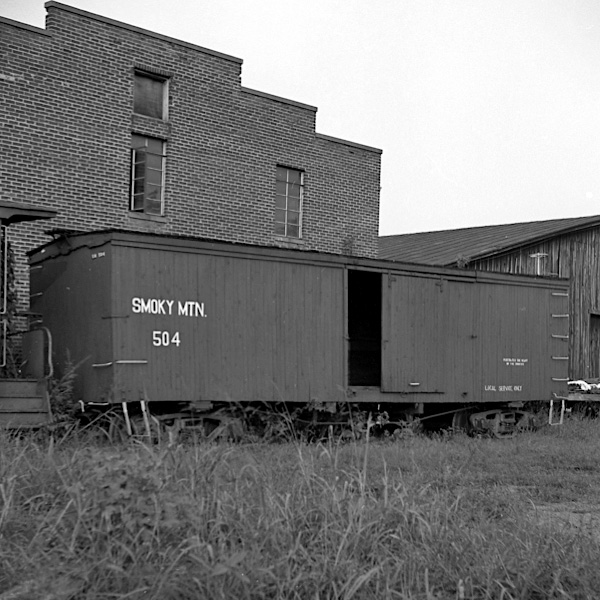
[111,244,346,405]
[382,275,448,393]
[29,243,114,403]
[381,273,566,401]
[471,228,600,379]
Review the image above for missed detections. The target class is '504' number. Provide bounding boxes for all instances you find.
[152,330,181,347]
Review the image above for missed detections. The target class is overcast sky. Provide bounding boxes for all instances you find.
[4,0,600,235]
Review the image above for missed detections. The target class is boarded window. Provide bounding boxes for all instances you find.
[275,166,304,238]
[134,72,167,119]
[130,135,165,216]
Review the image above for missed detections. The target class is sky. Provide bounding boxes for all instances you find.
[3,0,600,235]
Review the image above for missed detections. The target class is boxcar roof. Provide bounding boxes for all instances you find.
[29,228,568,289]
[379,214,600,266]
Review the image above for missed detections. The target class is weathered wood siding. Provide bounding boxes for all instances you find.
[0,380,49,428]
[29,239,113,404]
[109,243,346,405]
[31,234,346,406]
[471,227,600,379]
[382,275,448,393]
[382,273,568,402]
[30,231,570,408]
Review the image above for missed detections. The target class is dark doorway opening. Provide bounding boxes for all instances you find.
[348,270,382,385]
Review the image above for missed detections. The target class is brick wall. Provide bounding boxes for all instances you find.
[0,2,381,310]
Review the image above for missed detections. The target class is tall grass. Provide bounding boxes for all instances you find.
[1,418,599,599]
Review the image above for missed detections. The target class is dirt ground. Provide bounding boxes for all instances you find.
[532,502,600,542]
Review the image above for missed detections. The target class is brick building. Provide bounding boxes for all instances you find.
[1,2,382,309]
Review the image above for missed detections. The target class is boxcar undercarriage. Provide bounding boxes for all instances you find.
[74,396,545,443]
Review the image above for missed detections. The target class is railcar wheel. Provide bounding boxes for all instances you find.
[391,421,416,439]
[469,409,538,438]
[338,428,359,442]
[491,421,516,439]
[451,410,473,434]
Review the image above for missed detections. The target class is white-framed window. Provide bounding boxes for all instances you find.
[133,71,168,120]
[130,134,166,216]
[275,166,303,238]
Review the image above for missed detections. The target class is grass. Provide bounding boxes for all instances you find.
[0,418,599,599]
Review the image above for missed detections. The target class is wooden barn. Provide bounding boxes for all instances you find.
[380,215,600,381]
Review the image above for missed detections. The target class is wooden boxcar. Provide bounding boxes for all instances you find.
[28,230,569,427]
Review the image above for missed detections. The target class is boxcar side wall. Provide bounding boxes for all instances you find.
[107,242,346,405]
[29,232,570,410]
[380,273,569,403]
[471,227,600,380]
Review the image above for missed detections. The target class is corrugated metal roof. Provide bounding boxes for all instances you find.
[379,215,600,265]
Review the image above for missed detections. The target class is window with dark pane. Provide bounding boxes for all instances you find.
[130,134,165,216]
[134,72,167,119]
[275,166,304,238]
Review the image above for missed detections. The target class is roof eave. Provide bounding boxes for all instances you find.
[0,201,57,225]
[452,218,600,265]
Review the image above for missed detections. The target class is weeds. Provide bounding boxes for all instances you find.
[0,419,599,598]
[47,355,83,424]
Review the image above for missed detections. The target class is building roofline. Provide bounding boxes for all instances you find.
[0,16,52,36]
[457,217,600,264]
[239,89,381,153]
[379,214,600,265]
[316,133,382,154]
[240,87,317,112]
[380,215,600,242]
[44,1,243,64]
